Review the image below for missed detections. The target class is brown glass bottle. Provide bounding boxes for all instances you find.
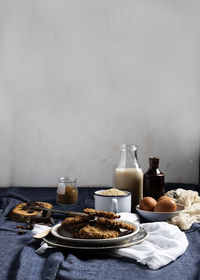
[143,157,165,200]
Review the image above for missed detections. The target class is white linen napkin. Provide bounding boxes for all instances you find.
[32,213,188,270]
[114,212,189,270]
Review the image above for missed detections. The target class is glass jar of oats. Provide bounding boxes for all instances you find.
[56,177,78,205]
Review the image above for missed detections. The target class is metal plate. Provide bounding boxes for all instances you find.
[44,226,147,251]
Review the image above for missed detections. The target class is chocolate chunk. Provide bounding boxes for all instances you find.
[18,230,27,235]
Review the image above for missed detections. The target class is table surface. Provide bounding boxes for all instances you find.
[0,183,200,280]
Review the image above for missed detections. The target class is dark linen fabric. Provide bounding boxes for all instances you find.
[0,184,200,280]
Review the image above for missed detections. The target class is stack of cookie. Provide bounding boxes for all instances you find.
[59,208,135,239]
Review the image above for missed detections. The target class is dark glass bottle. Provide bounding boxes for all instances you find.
[143,157,165,200]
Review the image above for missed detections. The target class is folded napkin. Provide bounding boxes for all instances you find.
[33,213,188,270]
[114,212,189,270]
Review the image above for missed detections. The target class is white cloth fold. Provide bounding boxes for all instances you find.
[32,224,53,254]
[32,224,50,235]
[115,212,189,269]
[166,188,200,230]
[32,212,188,270]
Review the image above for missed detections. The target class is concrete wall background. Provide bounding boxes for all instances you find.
[0,0,199,187]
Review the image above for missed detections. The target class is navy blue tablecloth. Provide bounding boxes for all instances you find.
[0,184,200,280]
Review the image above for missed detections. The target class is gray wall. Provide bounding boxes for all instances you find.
[0,0,199,187]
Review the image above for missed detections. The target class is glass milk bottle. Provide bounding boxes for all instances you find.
[115,144,143,211]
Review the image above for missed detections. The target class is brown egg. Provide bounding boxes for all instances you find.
[139,197,157,211]
[154,198,177,212]
[158,196,174,202]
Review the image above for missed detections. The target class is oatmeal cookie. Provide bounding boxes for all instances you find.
[60,222,89,231]
[83,208,120,219]
[61,216,91,228]
[96,217,135,231]
[79,224,120,239]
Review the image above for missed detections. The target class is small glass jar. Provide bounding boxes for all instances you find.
[56,177,78,205]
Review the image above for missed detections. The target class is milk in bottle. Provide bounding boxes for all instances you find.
[115,144,143,211]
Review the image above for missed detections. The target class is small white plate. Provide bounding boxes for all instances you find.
[136,203,185,222]
[51,219,139,246]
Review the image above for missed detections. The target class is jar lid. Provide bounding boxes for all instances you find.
[58,177,77,183]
